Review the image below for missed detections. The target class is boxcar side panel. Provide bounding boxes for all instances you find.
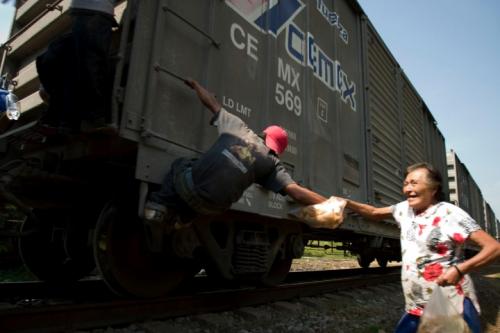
[365,23,403,207]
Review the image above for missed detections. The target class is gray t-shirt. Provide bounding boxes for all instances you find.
[191,108,295,208]
[70,0,115,15]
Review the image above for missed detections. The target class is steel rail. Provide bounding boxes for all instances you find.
[0,267,400,332]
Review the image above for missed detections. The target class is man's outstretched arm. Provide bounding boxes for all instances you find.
[185,79,221,114]
[283,183,327,206]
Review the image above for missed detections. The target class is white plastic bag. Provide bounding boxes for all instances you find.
[417,286,471,333]
[5,91,20,120]
[289,196,347,229]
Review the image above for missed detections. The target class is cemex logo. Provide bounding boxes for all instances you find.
[226,0,305,37]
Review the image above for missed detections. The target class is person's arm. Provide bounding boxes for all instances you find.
[436,230,500,286]
[283,183,327,206]
[185,79,221,114]
[344,199,393,221]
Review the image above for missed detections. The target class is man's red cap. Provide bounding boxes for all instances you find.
[263,125,288,155]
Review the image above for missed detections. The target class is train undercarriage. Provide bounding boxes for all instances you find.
[0,131,400,298]
[0,133,300,297]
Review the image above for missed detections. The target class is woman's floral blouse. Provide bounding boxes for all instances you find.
[391,201,481,316]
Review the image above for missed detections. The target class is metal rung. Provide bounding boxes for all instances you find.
[162,6,220,48]
[1,0,64,75]
[153,64,186,83]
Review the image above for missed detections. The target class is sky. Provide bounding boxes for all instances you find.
[0,4,13,44]
[0,2,499,218]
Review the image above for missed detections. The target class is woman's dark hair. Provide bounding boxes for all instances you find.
[405,162,444,201]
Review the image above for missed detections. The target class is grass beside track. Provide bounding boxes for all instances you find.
[0,265,35,282]
[304,241,354,260]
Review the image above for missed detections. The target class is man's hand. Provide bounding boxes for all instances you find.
[185,79,221,114]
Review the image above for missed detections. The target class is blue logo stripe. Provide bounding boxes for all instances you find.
[255,0,302,35]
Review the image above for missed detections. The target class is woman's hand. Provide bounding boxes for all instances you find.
[435,265,462,286]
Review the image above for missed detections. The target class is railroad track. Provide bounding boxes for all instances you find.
[0,267,400,332]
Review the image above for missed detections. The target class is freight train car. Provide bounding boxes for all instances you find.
[495,219,500,242]
[484,201,497,239]
[1,0,451,297]
[447,150,486,229]
[446,149,500,255]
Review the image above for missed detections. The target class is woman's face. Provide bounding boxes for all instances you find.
[403,168,437,214]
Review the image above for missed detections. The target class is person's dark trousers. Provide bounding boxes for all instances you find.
[149,158,198,222]
[36,33,78,128]
[71,10,114,124]
[149,159,187,210]
[393,298,481,333]
[462,297,481,333]
[393,313,419,333]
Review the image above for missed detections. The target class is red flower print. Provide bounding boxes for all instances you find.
[418,224,426,235]
[453,233,465,244]
[422,263,443,281]
[436,243,448,255]
[409,307,424,316]
[455,282,464,295]
[432,217,441,226]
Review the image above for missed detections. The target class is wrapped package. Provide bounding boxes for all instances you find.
[417,287,471,333]
[289,196,347,229]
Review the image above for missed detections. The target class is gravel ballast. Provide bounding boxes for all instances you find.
[78,258,500,333]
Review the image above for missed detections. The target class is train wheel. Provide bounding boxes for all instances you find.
[94,202,196,298]
[260,256,293,286]
[18,209,95,282]
[376,256,388,268]
[356,254,373,269]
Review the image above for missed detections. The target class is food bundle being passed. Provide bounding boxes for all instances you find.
[290,196,347,229]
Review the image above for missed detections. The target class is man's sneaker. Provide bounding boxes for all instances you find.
[143,201,169,252]
[143,201,167,223]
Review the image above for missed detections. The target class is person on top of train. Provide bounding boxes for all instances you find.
[337,162,500,333]
[69,0,117,130]
[144,79,327,227]
[36,0,117,133]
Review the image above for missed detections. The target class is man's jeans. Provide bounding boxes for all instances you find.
[71,11,114,122]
